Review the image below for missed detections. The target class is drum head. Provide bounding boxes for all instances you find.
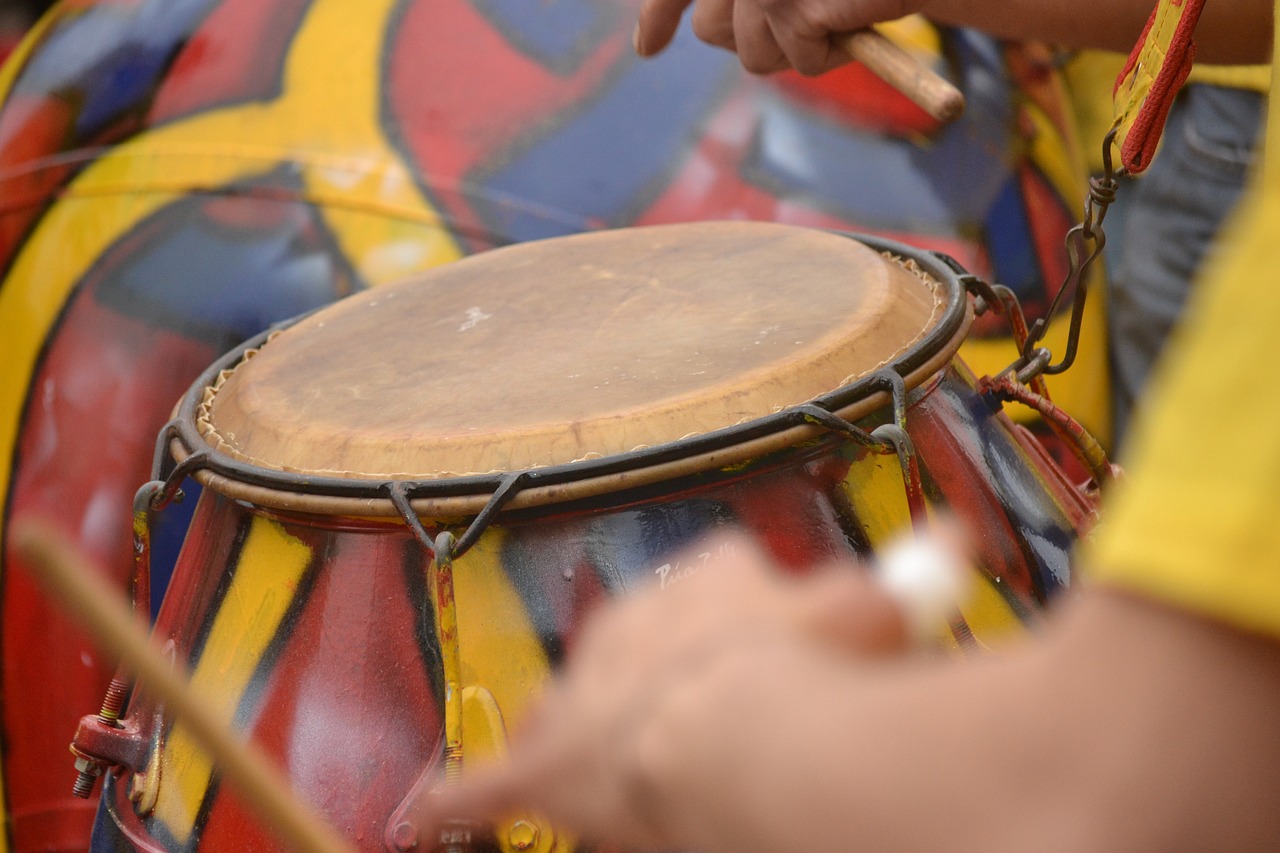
[196,222,954,482]
[193,222,953,484]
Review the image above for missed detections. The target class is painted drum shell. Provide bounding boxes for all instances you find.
[92,362,1089,852]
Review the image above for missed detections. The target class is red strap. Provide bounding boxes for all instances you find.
[1111,0,1206,173]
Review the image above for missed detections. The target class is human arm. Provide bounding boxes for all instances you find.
[427,548,1280,851]
[634,0,1272,74]
[613,587,1280,852]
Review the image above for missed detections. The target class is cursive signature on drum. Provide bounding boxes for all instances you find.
[653,540,738,591]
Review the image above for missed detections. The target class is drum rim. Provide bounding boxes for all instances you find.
[158,231,974,519]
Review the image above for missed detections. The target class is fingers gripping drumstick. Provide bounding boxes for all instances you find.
[12,521,358,853]
[835,29,965,124]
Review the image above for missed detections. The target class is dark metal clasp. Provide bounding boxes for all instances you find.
[1014,128,1121,382]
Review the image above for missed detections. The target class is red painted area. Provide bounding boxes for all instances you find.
[1005,43,1076,138]
[726,454,857,574]
[385,0,627,233]
[148,0,312,123]
[500,519,610,661]
[559,553,609,658]
[150,495,246,655]
[191,526,442,847]
[3,290,216,851]
[771,63,941,138]
[904,376,1047,608]
[1018,162,1073,315]
[0,34,22,73]
[60,0,146,10]
[631,92,985,272]
[0,97,78,271]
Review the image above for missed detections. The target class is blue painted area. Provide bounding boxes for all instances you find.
[149,479,201,620]
[940,375,1073,600]
[497,526,596,665]
[93,178,358,351]
[91,773,185,852]
[472,21,738,243]
[749,29,1015,233]
[101,214,344,345]
[982,175,1041,299]
[471,0,615,73]
[20,0,216,138]
[583,499,738,594]
[89,782,129,853]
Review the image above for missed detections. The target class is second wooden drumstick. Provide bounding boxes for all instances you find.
[834,28,965,124]
[11,520,358,853]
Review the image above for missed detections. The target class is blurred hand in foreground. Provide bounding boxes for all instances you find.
[422,533,911,848]
[421,528,1280,852]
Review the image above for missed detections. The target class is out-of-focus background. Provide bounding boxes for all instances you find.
[0,1,1120,850]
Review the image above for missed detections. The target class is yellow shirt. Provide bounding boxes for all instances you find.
[1085,6,1280,636]
[1189,63,1270,91]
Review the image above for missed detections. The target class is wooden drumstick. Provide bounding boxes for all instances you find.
[834,29,965,124]
[11,520,358,853]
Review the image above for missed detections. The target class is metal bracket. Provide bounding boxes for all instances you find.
[69,481,170,800]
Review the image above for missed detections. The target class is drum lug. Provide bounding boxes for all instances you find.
[69,481,175,800]
[384,684,555,852]
[70,678,166,805]
[70,711,150,790]
[127,707,165,815]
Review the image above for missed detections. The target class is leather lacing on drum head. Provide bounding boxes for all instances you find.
[195,345,271,461]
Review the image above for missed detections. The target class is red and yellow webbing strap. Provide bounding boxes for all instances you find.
[1110,0,1207,173]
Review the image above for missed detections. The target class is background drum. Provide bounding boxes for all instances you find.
[79,222,1101,851]
[0,3,1104,847]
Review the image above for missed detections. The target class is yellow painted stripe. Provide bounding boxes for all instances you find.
[279,0,463,276]
[958,69,1113,445]
[451,535,569,852]
[1,0,465,835]
[957,571,1028,645]
[453,533,551,741]
[0,35,256,848]
[0,183,182,573]
[839,451,914,546]
[150,515,312,843]
[0,0,462,583]
[1021,98,1087,209]
[0,150,271,673]
[0,0,464,600]
[841,453,1027,644]
[877,16,943,58]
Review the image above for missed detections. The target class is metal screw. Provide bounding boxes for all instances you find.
[508,820,539,851]
[71,756,100,799]
[71,675,131,799]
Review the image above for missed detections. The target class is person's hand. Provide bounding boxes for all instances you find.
[420,532,910,848]
[415,530,1280,853]
[634,0,924,75]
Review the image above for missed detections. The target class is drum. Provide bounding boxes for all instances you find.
[82,221,1101,851]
